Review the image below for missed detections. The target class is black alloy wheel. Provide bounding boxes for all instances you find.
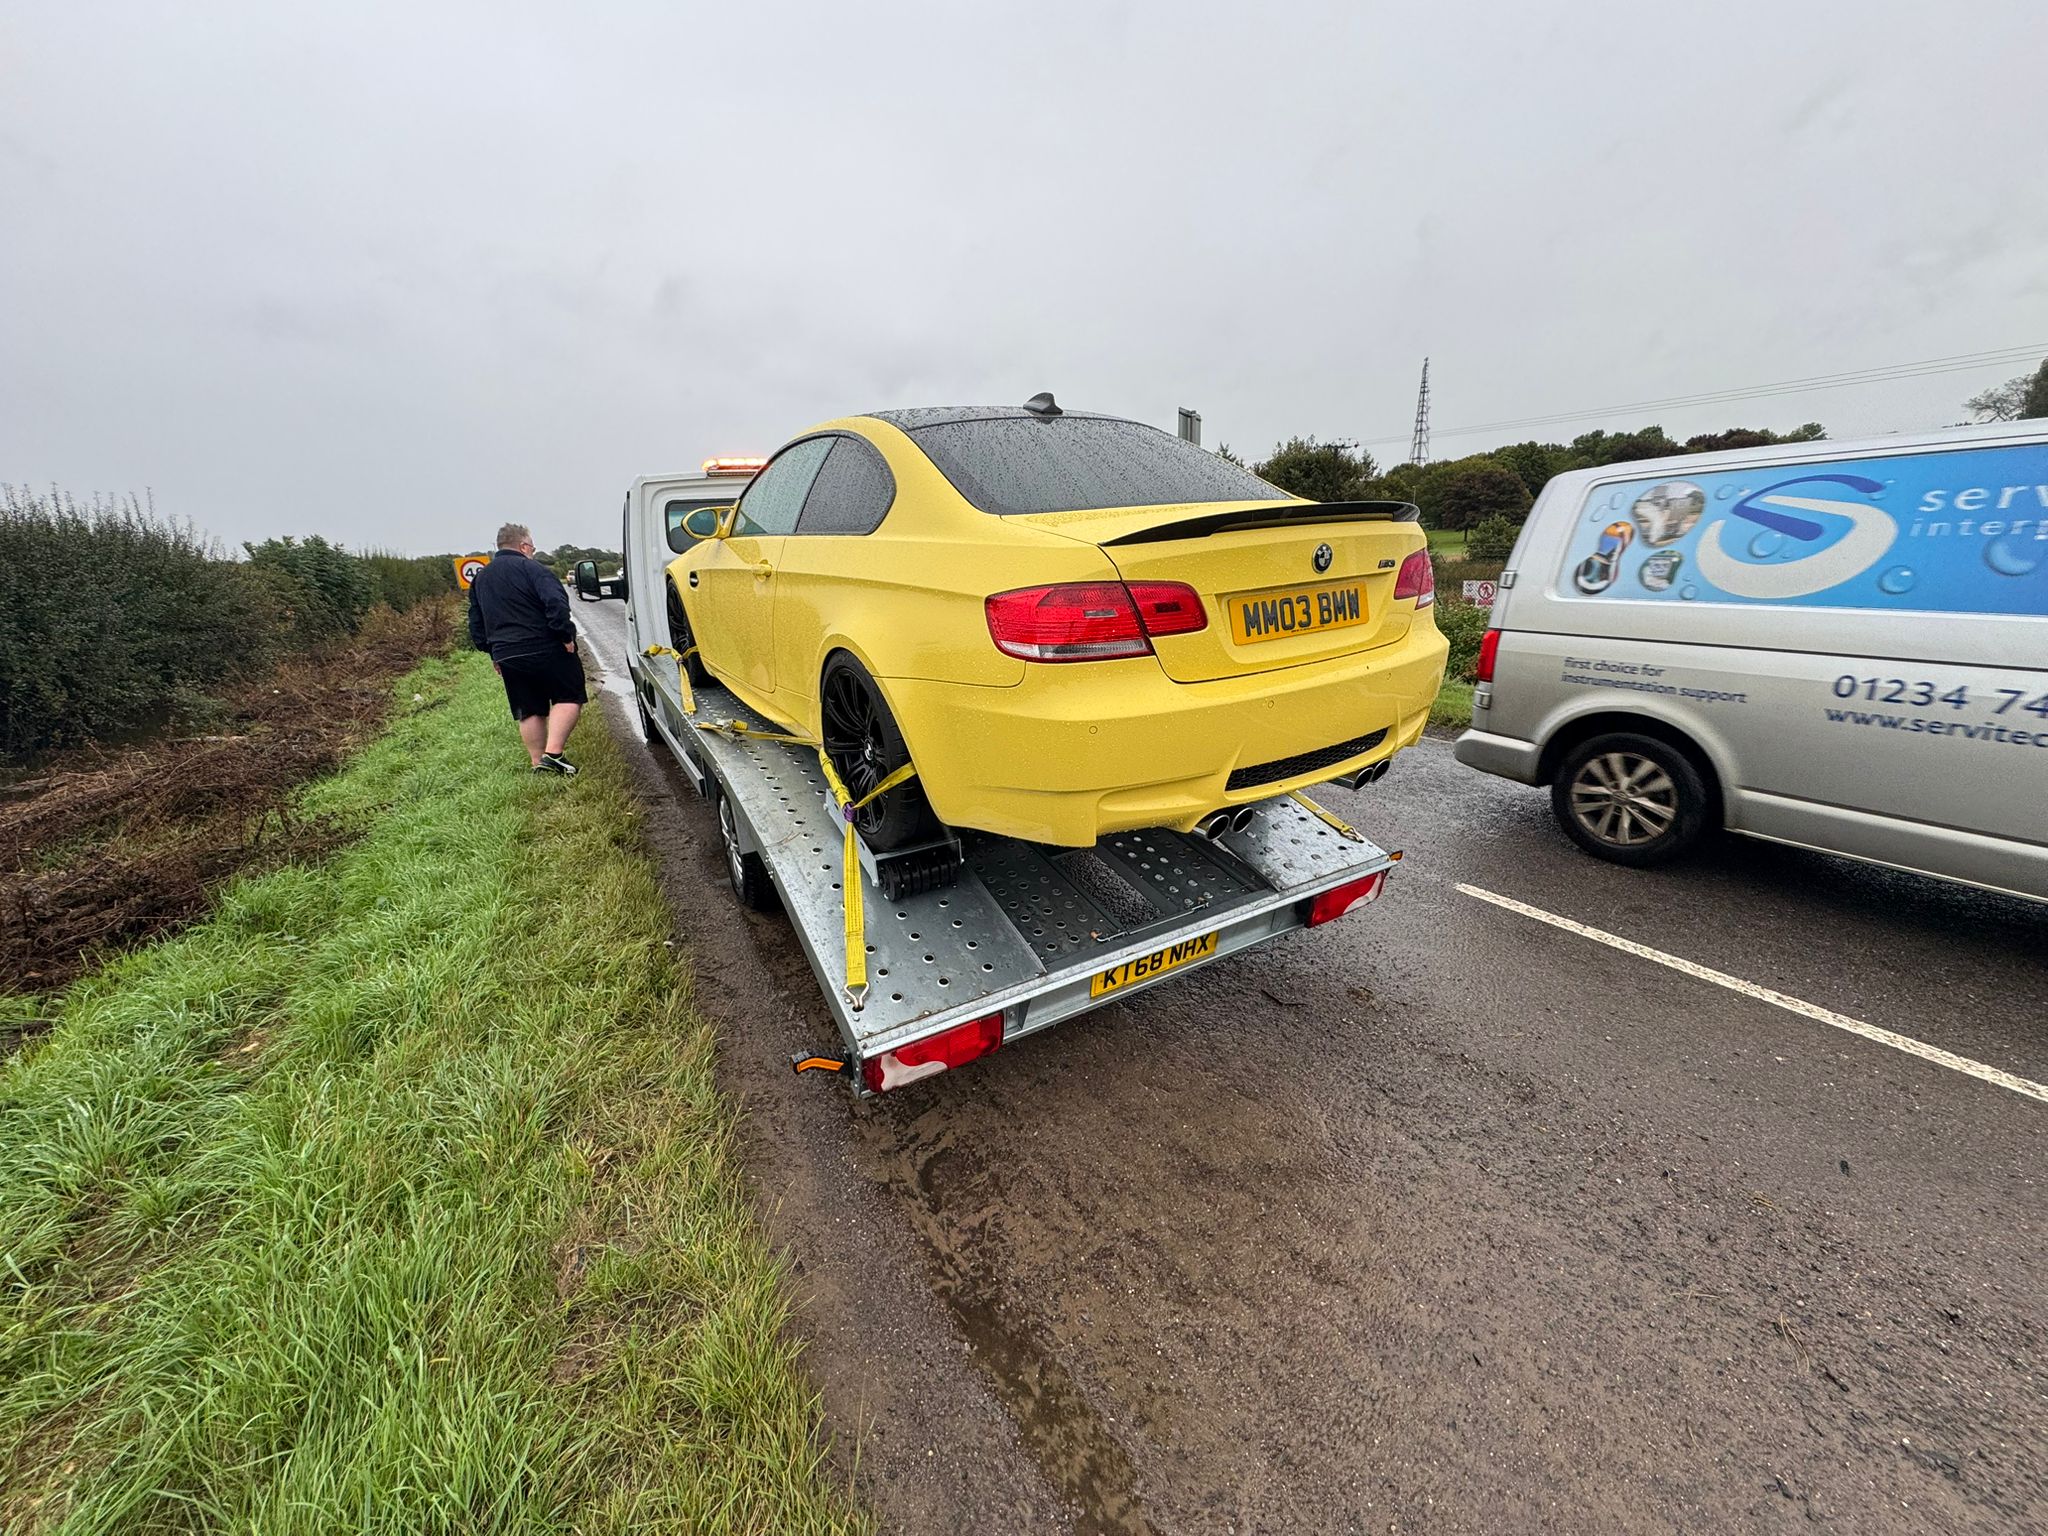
[665,581,712,687]
[818,656,934,852]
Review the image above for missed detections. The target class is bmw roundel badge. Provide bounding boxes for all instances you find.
[1312,543,1334,573]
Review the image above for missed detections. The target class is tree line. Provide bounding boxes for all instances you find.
[0,488,466,758]
[1232,352,2048,563]
[1226,421,1826,561]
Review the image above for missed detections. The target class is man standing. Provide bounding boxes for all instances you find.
[466,523,586,775]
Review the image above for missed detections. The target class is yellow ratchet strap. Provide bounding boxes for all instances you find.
[1291,790,1365,842]
[640,643,700,714]
[815,752,918,1010]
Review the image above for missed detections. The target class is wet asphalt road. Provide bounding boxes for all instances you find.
[573,598,2045,1535]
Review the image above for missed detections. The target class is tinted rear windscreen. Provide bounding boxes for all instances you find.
[908,416,1292,516]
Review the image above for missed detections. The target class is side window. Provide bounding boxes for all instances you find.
[797,436,896,535]
[734,438,833,536]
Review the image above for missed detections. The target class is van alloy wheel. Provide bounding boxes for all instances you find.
[1549,730,1710,868]
[1568,750,1678,847]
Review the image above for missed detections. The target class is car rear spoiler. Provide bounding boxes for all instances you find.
[1101,500,1422,546]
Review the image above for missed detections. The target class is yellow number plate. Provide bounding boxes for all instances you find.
[1228,581,1367,645]
[1089,930,1220,998]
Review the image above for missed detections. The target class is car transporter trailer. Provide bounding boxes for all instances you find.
[624,642,1402,1097]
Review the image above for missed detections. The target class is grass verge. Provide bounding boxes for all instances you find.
[0,652,868,1534]
[1429,678,1475,732]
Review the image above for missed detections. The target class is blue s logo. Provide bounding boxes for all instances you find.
[1695,473,1895,599]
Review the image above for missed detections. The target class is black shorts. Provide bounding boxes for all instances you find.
[499,648,587,719]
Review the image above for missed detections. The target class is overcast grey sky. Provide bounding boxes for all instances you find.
[5,1,2047,554]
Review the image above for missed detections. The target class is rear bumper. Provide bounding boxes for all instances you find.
[884,625,1449,846]
[1452,727,1543,784]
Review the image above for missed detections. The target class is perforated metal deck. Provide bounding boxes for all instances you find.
[635,658,1394,1078]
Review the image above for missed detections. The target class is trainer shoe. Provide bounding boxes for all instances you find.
[534,753,579,776]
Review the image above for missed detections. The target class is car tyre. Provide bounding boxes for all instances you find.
[716,786,779,912]
[819,654,936,853]
[1551,731,1711,867]
[666,580,713,688]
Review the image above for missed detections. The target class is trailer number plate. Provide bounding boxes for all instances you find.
[1089,930,1220,998]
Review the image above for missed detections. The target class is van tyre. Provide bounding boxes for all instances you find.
[716,787,778,912]
[1552,732,1710,867]
[820,655,936,853]
[666,580,712,688]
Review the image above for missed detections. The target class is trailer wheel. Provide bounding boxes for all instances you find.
[716,787,778,913]
[635,686,658,742]
[1551,731,1710,867]
[666,580,712,687]
[820,655,936,852]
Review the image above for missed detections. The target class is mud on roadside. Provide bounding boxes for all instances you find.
[0,601,455,998]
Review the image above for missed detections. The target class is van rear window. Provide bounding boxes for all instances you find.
[1555,441,2048,615]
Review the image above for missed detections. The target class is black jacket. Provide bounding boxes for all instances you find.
[466,548,574,662]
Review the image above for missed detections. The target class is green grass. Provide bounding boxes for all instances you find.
[1425,528,1467,554]
[0,653,868,1535]
[1429,678,1474,732]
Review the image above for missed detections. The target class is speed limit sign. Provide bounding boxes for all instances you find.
[453,554,492,590]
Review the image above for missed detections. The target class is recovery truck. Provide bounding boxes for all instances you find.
[615,458,1403,1096]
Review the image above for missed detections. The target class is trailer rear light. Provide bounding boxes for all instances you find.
[702,455,767,476]
[1304,869,1387,927]
[862,1011,1005,1093]
[1393,549,1435,607]
[1474,627,1501,683]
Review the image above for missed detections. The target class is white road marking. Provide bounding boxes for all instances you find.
[1456,882,2048,1105]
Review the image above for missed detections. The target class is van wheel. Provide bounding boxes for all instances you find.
[1551,732,1710,867]
[666,581,712,687]
[716,787,778,912]
[819,655,936,853]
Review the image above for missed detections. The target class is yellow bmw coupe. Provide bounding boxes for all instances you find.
[666,396,1449,849]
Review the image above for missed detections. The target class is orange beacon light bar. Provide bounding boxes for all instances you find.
[702,456,768,476]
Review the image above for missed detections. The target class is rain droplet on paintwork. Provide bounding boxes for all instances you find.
[1748,530,1785,559]
[1679,584,1699,600]
[1984,536,2042,577]
[1877,566,1915,595]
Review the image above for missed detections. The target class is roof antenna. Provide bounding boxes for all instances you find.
[1023,391,1062,418]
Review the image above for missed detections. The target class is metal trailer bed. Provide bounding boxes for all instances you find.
[629,654,1398,1096]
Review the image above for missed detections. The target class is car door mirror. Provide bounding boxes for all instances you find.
[670,505,735,552]
[572,559,601,598]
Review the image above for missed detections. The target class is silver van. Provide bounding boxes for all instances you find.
[1454,420,2048,903]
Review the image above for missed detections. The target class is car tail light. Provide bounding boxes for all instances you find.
[1393,549,1435,607]
[1304,869,1387,927]
[1125,581,1207,637]
[1475,627,1502,683]
[985,581,1206,661]
[861,1012,1004,1093]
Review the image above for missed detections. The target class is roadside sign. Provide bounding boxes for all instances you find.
[1462,579,1498,607]
[454,554,492,590]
